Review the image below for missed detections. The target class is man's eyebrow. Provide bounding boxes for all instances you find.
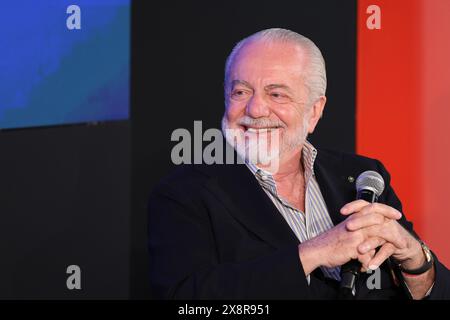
[230,81,293,94]
[230,80,253,89]
[264,84,293,93]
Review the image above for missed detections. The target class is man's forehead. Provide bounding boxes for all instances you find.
[228,64,306,88]
[230,79,293,91]
[230,43,307,78]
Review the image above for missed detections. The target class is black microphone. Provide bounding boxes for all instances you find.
[339,170,385,298]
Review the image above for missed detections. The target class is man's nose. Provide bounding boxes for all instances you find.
[245,93,270,118]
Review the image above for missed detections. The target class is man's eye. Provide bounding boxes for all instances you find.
[270,92,290,103]
[231,90,250,100]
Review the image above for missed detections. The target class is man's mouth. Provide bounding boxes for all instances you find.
[242,126,282,132]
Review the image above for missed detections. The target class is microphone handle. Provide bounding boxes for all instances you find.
[339,189,378,298]
[357,189,378,203]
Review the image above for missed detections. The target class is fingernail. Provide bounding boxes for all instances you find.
[369,265,379,271]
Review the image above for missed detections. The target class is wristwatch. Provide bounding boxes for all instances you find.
[399,240,434,275]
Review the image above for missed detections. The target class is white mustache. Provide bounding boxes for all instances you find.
[237,116,285,129]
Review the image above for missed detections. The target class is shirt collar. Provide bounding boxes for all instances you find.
[246,140,318,195]
[302,139,318,179]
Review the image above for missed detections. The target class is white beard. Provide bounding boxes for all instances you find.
[221,116,310,173]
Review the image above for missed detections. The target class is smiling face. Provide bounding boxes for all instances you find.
[222,39,325,168]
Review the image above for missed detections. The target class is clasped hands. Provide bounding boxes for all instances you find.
[300,200,425,273]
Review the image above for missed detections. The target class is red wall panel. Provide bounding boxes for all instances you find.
[357,0,450,265]
[422,0,450,267]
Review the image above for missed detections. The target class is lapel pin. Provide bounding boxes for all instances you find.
[347,176,355,183]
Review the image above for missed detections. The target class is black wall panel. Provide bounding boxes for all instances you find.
[0,121,130,299]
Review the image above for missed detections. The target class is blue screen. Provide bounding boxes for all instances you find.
[0,0,130,129]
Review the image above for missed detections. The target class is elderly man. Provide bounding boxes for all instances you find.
[148,28,450,299]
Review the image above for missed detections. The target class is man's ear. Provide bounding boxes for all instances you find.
[307,96,326,134]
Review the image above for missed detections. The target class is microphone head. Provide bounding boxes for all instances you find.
[356,170,385,197]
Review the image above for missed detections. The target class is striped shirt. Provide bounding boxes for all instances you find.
[246,140,341,281]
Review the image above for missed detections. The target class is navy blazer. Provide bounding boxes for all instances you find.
[148,147,450,299]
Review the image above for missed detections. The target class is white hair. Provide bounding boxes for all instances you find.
[224,28,327,106]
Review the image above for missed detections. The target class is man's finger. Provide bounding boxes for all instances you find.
[367,243,396,270]
[341,202,402,221]
[346,213,385,232]
[340,199,370,215]
[358,249,376,272]
[357,203,402,220]
[357,236,386,254]
[363,223,408,250]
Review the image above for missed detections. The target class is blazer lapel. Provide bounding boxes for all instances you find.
[205,162,300,250]
[314,149,355,226]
